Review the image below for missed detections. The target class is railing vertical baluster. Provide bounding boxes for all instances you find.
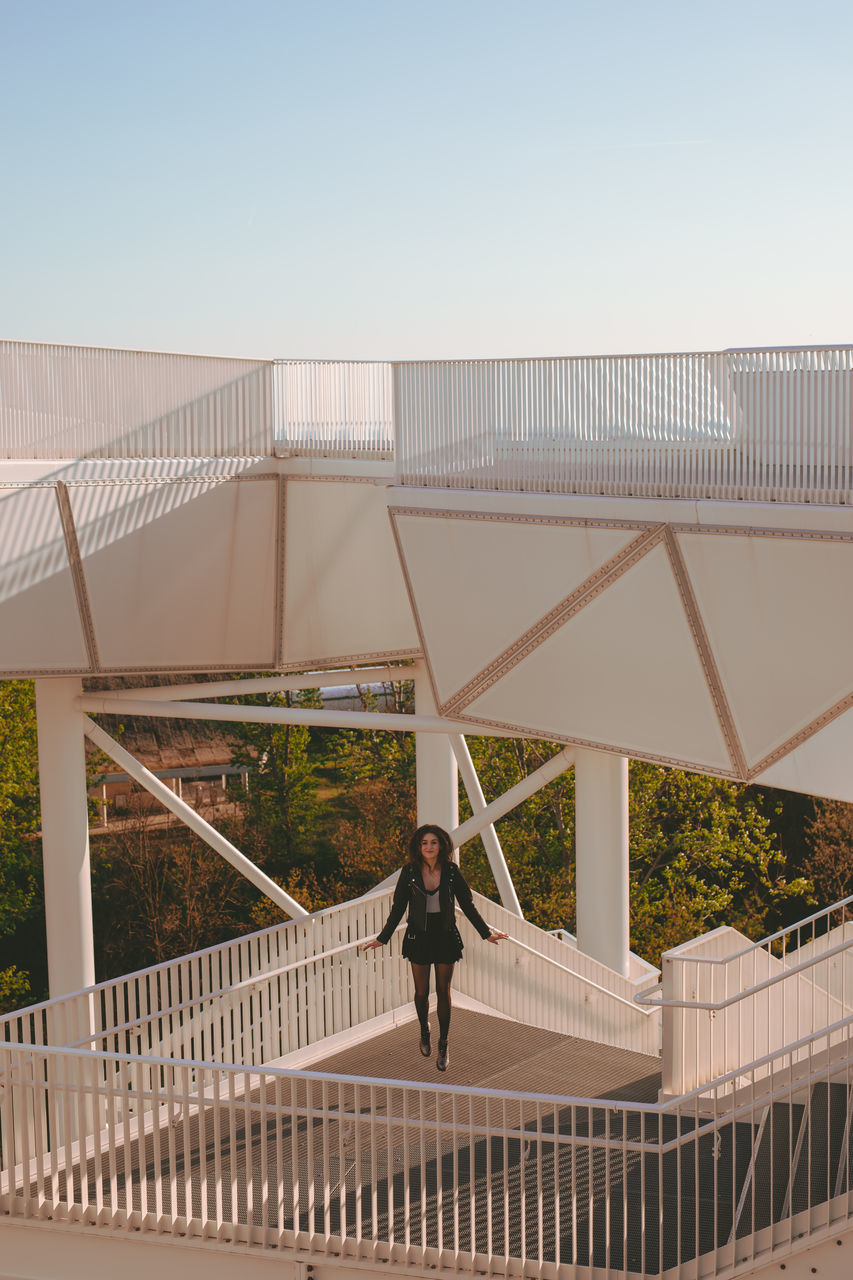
[306,1075,318,1243]
[178,1063,193,1234]
[290,1074,302,1243]
[321,1078,331,1242]
[368,1082,377,1249]
[534,1100,543,1269]
[240,1066,253,1242]
[117,1056,132,1227]
[150,1056,165,1228]
[100,1054,117,1225]
[272,1070,284,1239]
[418,1086,427,1255]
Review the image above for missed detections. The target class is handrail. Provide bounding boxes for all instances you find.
[5,1000,853,1122]
[63,919,654,1049]
[4,1014,853,1274]
[506,935,657,1017]
[66,937,368,1048]
[634,930,853,1010]
[662,1007,853,1113]
[0,889,394,1029]
[658,892,853,969]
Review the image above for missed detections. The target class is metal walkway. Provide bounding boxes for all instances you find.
[302,1007,662,1103]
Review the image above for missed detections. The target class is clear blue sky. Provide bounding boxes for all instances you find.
[2,0,851,359]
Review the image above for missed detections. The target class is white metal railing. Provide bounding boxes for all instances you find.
[3,341,852,504]
[549,926,660,988]
[2,1005,852,1275]
[0,341,273,458]
[638,895,853,1094]
[0,891,404,1071]
[0,889,658,1075]
[394,348,853,504]
[456,893,659,1054]
[273,360,394,457]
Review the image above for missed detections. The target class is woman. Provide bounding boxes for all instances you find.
[360,824,508,1071]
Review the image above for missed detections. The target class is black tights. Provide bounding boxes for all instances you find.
[411,962,454,1046]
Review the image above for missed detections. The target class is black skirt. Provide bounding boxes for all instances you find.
[401,914,464,965]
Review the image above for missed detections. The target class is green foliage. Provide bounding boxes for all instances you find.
[323,680,417,897]
[0,681,40,935]
[804,798,853,906]
[227,687,325,878]
[91,800,256,974]
[0,965,33,1014]
[0,682,42,1004]
[628,762,809,960]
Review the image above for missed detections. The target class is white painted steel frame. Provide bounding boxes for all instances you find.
[76,692,521,738]
[97,666,416,702]
[34,680,96,998]
[80,689,571,856]
[450,734,522,917]
[76,683,580,983]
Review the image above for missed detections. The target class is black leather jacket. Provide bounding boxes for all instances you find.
[377,862,492,943]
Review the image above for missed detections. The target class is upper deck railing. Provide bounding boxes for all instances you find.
[2,341,851,504]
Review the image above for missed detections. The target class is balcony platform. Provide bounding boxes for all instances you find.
[299,1006,662,1104]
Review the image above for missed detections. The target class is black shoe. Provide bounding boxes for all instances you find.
[437,1041,449,1072]
[419,1029,431,1057]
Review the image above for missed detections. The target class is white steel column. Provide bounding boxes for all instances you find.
[450,735,522,917]
[35,678,96,998]
[413,670,458,839]
[574,748,630,977]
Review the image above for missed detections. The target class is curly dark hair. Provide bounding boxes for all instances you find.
[407,824,454,868]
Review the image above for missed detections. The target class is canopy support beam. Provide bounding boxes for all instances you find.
[450,735,523,917]
[83,717,308,920]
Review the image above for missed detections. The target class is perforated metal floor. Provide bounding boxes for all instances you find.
[307,1007,662,1103]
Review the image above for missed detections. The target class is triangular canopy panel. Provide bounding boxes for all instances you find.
[0,486,89,670]
[393,510,643,707]
[677,531,853,769]
[752,703,853,799]
[284,480,420,666]
[69,478,279,669]
[464,540,734,773]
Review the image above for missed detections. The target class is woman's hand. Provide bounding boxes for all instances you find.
[486,930,509,945]
[360,938,384,952]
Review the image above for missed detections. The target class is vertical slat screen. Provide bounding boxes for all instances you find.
[0,341,273,458]
[395,348,852,504]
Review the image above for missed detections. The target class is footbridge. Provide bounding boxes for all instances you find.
[1,340,853,1279]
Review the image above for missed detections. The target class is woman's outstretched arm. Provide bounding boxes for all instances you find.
[451,866,509,944]
[359,867,408,951]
